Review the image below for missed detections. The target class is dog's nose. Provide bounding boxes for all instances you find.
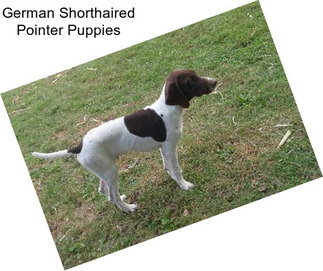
[208,78,217,90]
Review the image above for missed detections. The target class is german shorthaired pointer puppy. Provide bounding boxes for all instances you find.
[32,70,217,213]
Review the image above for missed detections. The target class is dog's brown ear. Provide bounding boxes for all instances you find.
[165,81,190,108]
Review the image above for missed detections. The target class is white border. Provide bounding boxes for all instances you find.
[0,0,322,270]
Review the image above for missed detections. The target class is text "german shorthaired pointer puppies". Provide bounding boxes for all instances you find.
[32,70,217,213]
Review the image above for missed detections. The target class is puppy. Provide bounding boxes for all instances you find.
[32,69,217,213]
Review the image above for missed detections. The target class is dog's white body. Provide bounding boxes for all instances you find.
[81,88,180,155]
[32,70,217,213]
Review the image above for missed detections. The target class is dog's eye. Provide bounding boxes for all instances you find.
[190,76,198,82]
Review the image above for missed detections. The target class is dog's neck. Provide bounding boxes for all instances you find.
[150,84,184,116]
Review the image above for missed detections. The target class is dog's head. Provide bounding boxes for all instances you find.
[165,69,217,108]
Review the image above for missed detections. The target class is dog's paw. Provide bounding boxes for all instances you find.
[120,194,127,201]
[180,180,195,190]
[125,203,137,213]
[116,201,137,214]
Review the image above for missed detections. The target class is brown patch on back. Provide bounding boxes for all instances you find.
[124,108,166,142]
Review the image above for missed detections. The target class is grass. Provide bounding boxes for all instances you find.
[1,1,321,269]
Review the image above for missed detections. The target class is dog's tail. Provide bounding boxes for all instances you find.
[32,141,83,160]
[31,150,74,160]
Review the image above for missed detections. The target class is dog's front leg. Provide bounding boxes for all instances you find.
[160,145,194,190]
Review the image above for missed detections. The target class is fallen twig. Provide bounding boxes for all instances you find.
[51,69,70,85]
[275,124,292,128]
[278,130,292,148]
[10,107,30,116]
[59,229,71,242]
[92,118,104,124]
[232,116,238,125]
[122,159,139,172]
[76,115,87,126]
[211,82,223,95]
[51,75,62,85]
[289,161,301,167]
[216,91,224,99]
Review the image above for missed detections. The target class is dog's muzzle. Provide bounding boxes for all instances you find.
[205,77,217,93]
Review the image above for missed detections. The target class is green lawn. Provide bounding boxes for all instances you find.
[2,1,321,269]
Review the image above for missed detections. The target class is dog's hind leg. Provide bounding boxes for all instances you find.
[100,165,137,213]
[78,153,137,213]
[98,179,108,195]
[98,179,127,202]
